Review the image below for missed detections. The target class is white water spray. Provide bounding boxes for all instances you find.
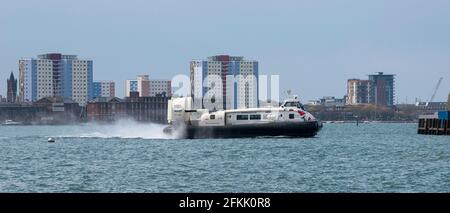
[63,119,175,139]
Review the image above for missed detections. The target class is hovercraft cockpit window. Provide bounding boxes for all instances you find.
[283,101,303,109]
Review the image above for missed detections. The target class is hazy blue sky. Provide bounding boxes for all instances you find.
[1,0,449,102]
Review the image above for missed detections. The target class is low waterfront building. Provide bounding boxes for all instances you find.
[33,97,83,124]
[411,102,448,115]
[86,97,126,122]
[0,103,47,124]
[0,97,82,124]
[87,92,169,123]
[125,92,169,123]
[307,96,346,107]
[306,100,321,106]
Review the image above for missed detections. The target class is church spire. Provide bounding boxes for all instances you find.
[9,70,15,80]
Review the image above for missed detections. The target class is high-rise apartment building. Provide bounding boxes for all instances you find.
[18,53,93,106]
[346,79,371,105]
[149,80,171,97]
[369,72,395,106]
[93,81,115,98]
[126,75,171,97]
[190,55,259,110]
[126,75,149,97]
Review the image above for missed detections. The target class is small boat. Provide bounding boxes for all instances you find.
[2,120,22,126]
[164,96,322,139]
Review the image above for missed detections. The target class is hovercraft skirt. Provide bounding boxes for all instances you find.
[175,121,321,139]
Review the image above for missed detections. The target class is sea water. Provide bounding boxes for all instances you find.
[0,121,449,192]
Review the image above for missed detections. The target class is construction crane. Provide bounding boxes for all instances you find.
[429,77,443,103]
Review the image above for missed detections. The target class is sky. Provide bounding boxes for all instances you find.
[0,0,449,103]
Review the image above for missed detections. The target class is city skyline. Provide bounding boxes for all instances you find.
[0,0,449,102]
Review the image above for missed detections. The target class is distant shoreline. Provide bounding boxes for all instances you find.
[322,121,418,124]
[1,121,419,126]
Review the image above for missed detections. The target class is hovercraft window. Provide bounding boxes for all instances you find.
[237,115,249,120]
[210,115,216,120]
[250,114,261,120]
[289,114,295,119]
